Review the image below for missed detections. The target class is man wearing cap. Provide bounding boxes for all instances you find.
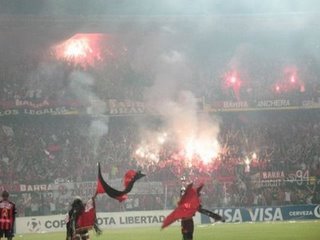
[0,191,16,240]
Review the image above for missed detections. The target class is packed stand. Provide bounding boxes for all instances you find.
[0,109,319,216]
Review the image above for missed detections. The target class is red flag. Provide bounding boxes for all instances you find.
[95,163,145,202]
[76,199,96,232]
[162,183,201,229]
[95,175,106,195]
[124,170,137,188]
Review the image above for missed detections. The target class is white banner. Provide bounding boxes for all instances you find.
[16,210,201,234]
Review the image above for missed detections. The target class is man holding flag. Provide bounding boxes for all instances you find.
[66,163,145,240]
[65,197,99,240]
[180,185,195,240]
[162,180,224,240]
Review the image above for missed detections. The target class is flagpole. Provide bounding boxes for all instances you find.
[164,184,168,210]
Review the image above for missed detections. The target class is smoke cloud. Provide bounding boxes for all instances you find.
[68,71,109,157]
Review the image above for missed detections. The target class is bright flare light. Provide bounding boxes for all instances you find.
[225,70,240,87]
[134,132,221,174]
[195,139,219,164]
[252,152,257,160]
[230,76,237,84]
[244,157,251,165]
[64,38,92,59]
[157,132,168,145]
[134,142,160,168]
[184,137,219,164]
[53,33,105,67]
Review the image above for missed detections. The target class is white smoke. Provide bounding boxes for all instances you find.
[68,71,109,156]
[134,48,221,169]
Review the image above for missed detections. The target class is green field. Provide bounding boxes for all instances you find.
[19,221,320,240]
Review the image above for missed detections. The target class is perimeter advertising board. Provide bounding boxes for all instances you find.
[201,204,320,223]
[16,210,201,234]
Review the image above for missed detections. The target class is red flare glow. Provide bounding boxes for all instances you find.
[53,33,108,68]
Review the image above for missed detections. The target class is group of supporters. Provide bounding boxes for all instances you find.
[1,36,320,105]
[0,109,319,217]
[0,35,320,232]
[1,8,320,240]
[0,35,319,240]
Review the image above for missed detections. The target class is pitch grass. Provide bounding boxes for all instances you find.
[19,221,320,240]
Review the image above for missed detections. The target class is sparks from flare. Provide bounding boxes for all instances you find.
[64,38,92,59]
[134,130,220,173]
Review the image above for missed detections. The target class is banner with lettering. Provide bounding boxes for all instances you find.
[1,97,320,116]
[259,171,286,187]
[0,181,163,196]
[206,99,320,112]
[16,205,320,233]
[249,169,315,189]
[0,98,85,117]
[0,106,79,117]
[105,98,205,115]
[16,210,202,234]
[201,204,320,223]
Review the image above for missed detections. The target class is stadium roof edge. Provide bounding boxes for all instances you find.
[0,13,319,33]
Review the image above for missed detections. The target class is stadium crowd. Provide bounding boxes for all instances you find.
[1,110,320,216]
[1,39,320,104]
[0,32,320,217]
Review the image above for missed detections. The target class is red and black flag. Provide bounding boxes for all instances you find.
[95,163,145,202]
[162,183,202,229]
[196,184,224,222]
[162,183,224,229]
[197,207,225,222]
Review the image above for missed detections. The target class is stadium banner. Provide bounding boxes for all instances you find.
[259,170,286,187]
[0,98,85,117]
[16,210,201,234]
[105,97,205,116]
[249,169,312,188]
[200,204,320,224]
[0,181,163,196]
[0,106,79,116]
[0,97,204,116]
[106,99,146,115]
[1,97,319,116]
[206,98,320,112]
[0,99,83,109]
[0,97,320,117]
